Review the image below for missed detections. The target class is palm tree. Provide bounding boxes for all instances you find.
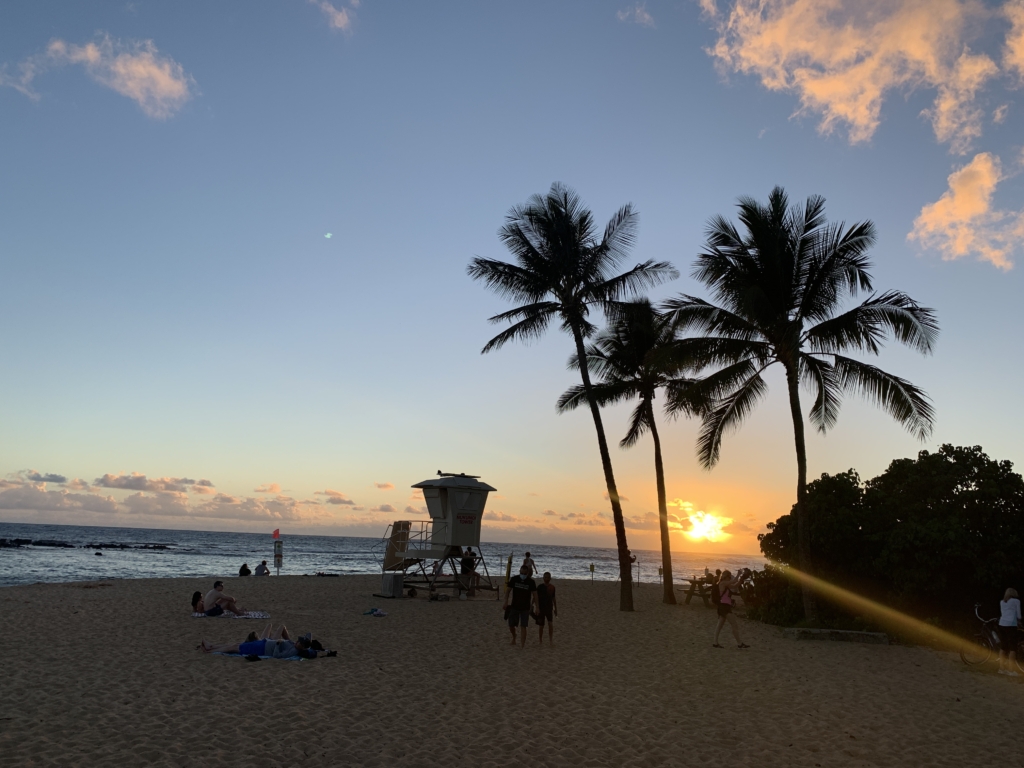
[557,300,699,605]
[467,183,678,611]
[664,187,938,619]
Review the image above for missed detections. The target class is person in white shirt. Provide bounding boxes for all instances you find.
[255,560,271,576]
[997,587,1022,676]
[522,552,538,577]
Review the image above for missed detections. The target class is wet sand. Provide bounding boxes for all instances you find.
[0,575,1017,767]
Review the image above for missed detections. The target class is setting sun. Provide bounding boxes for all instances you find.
[683,510,733,542]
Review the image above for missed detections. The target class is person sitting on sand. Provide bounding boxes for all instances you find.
[191,591,205,613]
[199,625,321,659]
[998,587,1022,676]
[255,560,271,576]
[238,563,252,577]
[713,570,749,649]
[204,581,245,616]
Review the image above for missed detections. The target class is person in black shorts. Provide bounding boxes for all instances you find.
[536,572,557,645]
[503,566,537,647]
[460,547,479,589]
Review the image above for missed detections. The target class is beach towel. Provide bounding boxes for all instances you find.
[362,608,388,617]
[212,652,303,661]
[192,610,271,619]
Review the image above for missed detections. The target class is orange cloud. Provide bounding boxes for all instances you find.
[254,483,281,494]
[315,489,357,506]
[706,0,997,153]
[374,482,395,491]
[908,152,1024,270]
[310,0,355,31]
[1005,0,1024,81]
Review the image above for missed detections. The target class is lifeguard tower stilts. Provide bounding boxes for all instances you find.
[373,471,499,598]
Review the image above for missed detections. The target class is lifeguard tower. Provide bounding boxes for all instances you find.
[373,471,499,598]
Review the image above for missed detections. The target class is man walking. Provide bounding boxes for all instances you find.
[536,572,557,645]
[503,565,537,647]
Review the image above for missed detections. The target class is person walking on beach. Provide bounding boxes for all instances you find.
[522,552,538,576]
[504,565,538,647]
[712,570,749,649]
[998,587,1022,676]
[255,560,271,576]
[204,581,245,616]
[461,547,479,589]
[536,572,557,645]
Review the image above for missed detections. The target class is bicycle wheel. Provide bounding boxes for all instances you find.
[960,635,994,666]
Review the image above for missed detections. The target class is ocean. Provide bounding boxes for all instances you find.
[0,521,765,588]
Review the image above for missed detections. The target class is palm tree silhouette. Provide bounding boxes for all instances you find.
[468,183,678,611]
[557,300,699,605]
[665,187,938,619]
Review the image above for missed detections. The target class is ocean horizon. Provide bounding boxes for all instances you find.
[0,520,766,588]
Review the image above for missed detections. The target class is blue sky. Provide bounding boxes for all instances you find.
[2,0,1023,554]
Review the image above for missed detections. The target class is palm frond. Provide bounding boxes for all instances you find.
[832,355,935,440]
[799,353,842,433]
[588,260,679,303]
[481,309,555,354]
[805,290,939,355]
[556,380,636,413]
[467,257,548,303]
[621,400,652,448]
[695,371,769,469]
[661,295,763,340]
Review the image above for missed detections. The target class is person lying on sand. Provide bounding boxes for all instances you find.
[199,624,322,658]
[204,581,245,616]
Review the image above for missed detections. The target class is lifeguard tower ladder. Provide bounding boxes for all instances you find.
[373,471,499,598]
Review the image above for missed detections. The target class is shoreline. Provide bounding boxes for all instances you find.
[1,574,1018,766]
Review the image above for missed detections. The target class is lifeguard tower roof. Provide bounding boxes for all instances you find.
[412,472,497,493]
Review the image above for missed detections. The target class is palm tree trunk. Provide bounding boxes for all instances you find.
[785,363,817,621]
[647,403,676,605]
[571,324,634,611]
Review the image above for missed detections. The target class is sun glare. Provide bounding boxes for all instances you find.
[683,511,733,542]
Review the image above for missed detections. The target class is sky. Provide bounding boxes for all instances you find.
[2,0,1023,556]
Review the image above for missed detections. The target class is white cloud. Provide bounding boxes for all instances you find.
[370,503,398,514]
[617,3,655,27]
[0,485,119,514]
[95,473,204,493]
[0,35,194,118]
[311,0,355,31]
[374,482,395,490]
[908,152,1023,270]
[254,483,281,494]
[706,0,998,153]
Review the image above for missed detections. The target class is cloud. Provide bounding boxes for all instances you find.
[542,509,557,516]
[121,490,191,517]
[311,0,355,31]
[374,482,395,491]
[404,505,428,516]
[603,492,630,502]
[993,104,1010,123]
[617,3,655,27]
[908,152,1023,269]
[254,483,281,494]
[484,510,519,522]
[23,470,68,484]
[370,504,398,514]
[528,492,540,497]
[0,485,119,514]
[0,35,193,118]
[94,473,203,493]
[1005,0,1024,81]
[706,0,998,153]
[315,489,356,506]
[191,484,216,495]
[63,478,93,492]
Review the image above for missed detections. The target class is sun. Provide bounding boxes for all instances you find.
[682,510,733,543]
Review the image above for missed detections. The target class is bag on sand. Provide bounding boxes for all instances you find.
[710,581,721,605]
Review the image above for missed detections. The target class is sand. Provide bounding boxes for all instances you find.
[0,574,1018,767]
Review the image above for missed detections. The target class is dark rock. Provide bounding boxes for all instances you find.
[95,551,103,556]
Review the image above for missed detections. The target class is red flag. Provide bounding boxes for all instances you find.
[272,529,280,539]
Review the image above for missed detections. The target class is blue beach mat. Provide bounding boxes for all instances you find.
[192,611,271,619]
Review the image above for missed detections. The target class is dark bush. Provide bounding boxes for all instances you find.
[752,445,1024,630]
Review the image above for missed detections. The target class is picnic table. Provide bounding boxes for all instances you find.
[681,577,713,607]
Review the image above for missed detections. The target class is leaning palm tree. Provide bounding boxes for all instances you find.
[467,183,678,612]
[664,187,938,619]
[557,300,699,605]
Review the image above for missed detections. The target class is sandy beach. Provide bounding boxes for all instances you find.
[0,575,1017,767]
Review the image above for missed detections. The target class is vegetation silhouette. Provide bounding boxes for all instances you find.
[558,299,699,605]
[665,187,938,619]
[467,183,677,611]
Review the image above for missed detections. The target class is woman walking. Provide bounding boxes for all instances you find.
[998,587,1022,676]
[713,570,749,649]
